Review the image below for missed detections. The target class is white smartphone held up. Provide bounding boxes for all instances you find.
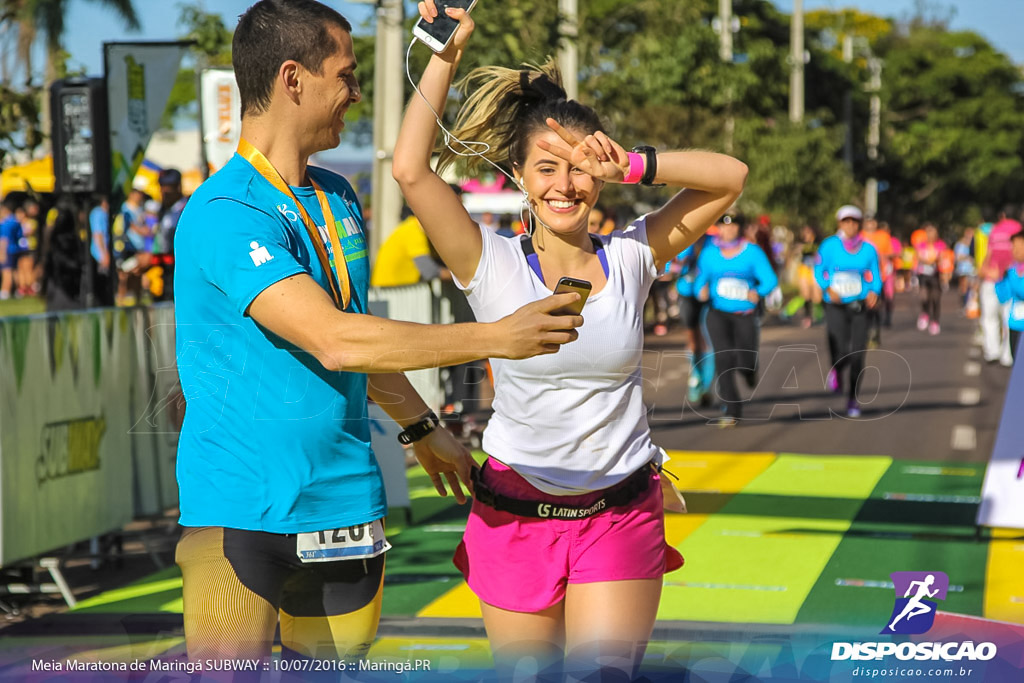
[412,0,478,53]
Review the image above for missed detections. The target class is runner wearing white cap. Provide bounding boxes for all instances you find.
[814,205,881,417]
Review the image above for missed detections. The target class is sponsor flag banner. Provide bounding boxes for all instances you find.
[104,42,190,201]
[199,68,241,174]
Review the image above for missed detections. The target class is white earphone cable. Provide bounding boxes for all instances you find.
[405,38,551,236]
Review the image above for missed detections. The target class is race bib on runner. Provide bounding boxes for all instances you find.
[1012,301,1024,322]
[831,271,863,298]
[716,277,750,302]
[296,519,390,563]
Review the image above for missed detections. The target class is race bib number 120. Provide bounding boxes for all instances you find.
[296,519,390,563]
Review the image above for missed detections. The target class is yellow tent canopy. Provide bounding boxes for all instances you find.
[0,156,55,195]
[1,156,203,200]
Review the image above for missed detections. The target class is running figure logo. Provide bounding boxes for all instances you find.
[881,571,949,635]
[249,241,274,266]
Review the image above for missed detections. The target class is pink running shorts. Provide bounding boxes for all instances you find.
[453,459,685,613]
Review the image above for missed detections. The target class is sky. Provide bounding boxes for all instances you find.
[49,0,1024,79]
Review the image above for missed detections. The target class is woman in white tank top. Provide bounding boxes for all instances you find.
[393,3,749,680]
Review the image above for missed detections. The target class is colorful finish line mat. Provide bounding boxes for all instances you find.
[60,451,1023,628]
[4,451,1023,681]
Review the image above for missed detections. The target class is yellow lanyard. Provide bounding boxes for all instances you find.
[237,138,351,310]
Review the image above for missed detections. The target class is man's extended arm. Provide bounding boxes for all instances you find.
[247,273,582,373]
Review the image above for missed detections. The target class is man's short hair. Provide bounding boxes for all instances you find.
[233,0,353,118]
[158,168,182,187]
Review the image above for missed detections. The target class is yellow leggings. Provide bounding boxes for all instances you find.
[176,526,384,661]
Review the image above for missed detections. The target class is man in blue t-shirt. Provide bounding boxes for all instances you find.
[173,0,582,665]
[0,199,23,300]
[88,196,112,305]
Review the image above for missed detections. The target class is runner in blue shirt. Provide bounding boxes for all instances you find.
[815,205,881,417]
[173,0,583,665]
[673,232,714,404]
[995,232,1024,362]
[694,215,778,425]
[0,200,22,300]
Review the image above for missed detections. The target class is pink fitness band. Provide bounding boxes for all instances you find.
[623,152,645,184]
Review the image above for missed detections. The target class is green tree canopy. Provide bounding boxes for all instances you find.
[875,24,1024,227]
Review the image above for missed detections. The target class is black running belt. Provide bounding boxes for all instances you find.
[471,461,653,520]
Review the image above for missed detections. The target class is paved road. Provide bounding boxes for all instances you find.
[643,290,1012,463]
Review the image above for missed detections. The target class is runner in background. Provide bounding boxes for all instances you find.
[791,224,822,328]
[979,209,1022,365]
[899,235,918,294]
[674,229,714,405]
[695,214,777,426]
[954,226,977,312]
[995,232,1024,362]
[862,216,893,347]
[815,205,881,418]
[914,223,947,336]
[880,221,900,327]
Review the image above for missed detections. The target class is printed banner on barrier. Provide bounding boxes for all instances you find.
[0,312,135,566]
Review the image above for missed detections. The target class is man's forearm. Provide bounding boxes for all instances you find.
[321,314,501,373]
[367,372,432,426]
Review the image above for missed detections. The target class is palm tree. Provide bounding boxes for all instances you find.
[5,0,140,150]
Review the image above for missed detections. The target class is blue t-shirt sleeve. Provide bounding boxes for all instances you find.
[752,248,779,296]
[995,277,1011,303]
[89,209,106,238]
[1012,274,1024,299]
[693,248,710,297]
[196,198,306,315]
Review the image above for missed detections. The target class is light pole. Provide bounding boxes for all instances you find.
[558,0,579,100]
[789,0,804,124]
[714,0,739,151]
[842,34,884,215]
[865,56,883,216]
[351,0,405,264]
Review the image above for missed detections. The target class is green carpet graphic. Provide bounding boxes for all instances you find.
[46,452,1020,632]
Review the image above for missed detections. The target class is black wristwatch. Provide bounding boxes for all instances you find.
[397,411,441,445]
[631,145,663,186]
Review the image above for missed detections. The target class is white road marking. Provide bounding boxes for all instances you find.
[950,425,977,451]
[958,388,981,405]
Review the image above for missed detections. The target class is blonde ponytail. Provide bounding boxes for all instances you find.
[437,59,602,178]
